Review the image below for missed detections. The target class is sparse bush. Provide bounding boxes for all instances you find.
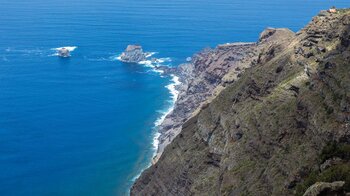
[295,142,350,195]
[320,141,350,162]
[295,163,350,195]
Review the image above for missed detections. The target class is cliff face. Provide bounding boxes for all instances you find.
[155,42,256,160]
[132,9,350,196]
[156,28,295,162]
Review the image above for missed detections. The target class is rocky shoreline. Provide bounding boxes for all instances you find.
[153,42,256,163]
[153,28,295,163]
[131,9,350,195]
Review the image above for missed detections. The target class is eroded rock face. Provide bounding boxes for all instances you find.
[132,9,350,196]
[303,181,346,196]
[58,48,70,57]
[154,42,257,161]
[154,28,295,163]
[119,45,146,63]
[259,27,277,42]
[320,157,343,171]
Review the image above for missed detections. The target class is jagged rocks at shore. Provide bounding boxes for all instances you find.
[119,45,146,63]
[132,9,350,195]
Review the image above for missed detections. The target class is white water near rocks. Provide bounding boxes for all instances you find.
[117,52,182,184]
[50,46,78,56]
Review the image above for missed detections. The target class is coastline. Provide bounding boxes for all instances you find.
[119,52,182,191]
[151,41,258,164]
[150,28,297,164]
[152,74,181,155]
[127,40,262,180]
[127,26,298,194]
[127,74,181,195]
[129,40,260,193]
[131,9,350,195]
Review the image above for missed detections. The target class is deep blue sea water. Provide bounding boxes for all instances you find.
[0,0,348,195]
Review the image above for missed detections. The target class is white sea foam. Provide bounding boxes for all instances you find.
[140,55,171,71]
[138,60,165,74]
[52,46,77,52]
[157,57,172,63]
[114,51,170,75]
[152,75,181,151]
[138,60,153,67]
[136,55,180,153]
[130,74,180,182]
[145,52,157,58]
[152,131,161,152]
[114,55,122,61]
[50,46,77,56]
[166,75,181,103]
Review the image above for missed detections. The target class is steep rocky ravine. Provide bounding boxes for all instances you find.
[132,9,350,196]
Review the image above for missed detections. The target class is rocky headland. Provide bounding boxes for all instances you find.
[153,28,295,163]
[132,8,350,196]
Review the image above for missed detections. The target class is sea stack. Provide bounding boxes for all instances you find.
[120,45,146,63]
[58,48,70,57]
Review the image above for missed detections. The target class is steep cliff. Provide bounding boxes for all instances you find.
[132,9,350,196]
[155,27,295,162]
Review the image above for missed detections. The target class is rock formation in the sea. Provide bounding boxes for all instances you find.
[119,45,146,63]
[131,9,350,195]
[58,48,70,57]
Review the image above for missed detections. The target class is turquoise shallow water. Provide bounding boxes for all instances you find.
[0,0,349,195]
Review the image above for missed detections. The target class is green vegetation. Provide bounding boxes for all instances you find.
[295,142,350,195]
[320,141,350,162]
[337,8,350,14]
[295,163,350,195]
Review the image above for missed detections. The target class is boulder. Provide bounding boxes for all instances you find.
[120,45,146,63]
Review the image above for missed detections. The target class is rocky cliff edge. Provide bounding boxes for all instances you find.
[132,9,350,196]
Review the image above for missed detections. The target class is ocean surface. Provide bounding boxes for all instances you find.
[0,0,348,195]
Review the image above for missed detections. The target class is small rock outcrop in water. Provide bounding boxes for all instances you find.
[58,48,70,57]
[119,45,146,63]
[131,9,350,195]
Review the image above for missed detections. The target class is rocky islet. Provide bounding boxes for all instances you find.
[119,45,147,63]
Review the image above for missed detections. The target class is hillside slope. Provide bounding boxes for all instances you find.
[155,27,295,162]
[132,9,350,196]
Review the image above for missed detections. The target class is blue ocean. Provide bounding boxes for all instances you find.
[0,0,348,195]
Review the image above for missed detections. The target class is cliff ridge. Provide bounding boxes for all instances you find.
[132,9,350,196]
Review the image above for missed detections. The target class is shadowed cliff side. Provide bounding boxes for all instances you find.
[132,9,350,196]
